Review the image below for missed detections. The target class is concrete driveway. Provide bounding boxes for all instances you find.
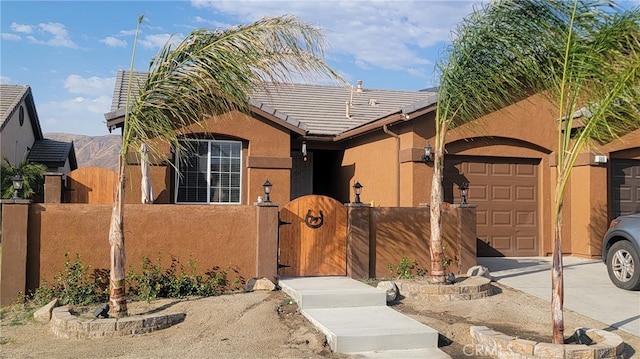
[478,256,640,336]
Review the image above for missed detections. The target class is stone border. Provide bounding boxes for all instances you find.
[470,326,626,359]
[50,306,186,339]
[395,276,492,301]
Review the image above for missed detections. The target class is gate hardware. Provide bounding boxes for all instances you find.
[279,220,292,226]
[304,209,324,229]
[278,263,291,269]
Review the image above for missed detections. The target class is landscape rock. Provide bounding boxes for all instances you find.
[244,277,276,292]
[466,265,491,279]
[33,298,59,323]
[376,281,399,302]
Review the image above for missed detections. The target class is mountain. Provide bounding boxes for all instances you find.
[45,133,121,171]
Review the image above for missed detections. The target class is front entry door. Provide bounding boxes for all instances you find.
[279,195,347,277]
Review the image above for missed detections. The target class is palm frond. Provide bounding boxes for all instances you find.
[126,15,345,160]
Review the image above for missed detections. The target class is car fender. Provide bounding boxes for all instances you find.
[603,229,640,263]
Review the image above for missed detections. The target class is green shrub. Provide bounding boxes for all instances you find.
[126,254,245,302]
[387,255,427,279]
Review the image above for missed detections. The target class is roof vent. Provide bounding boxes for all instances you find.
[369,99,378,106]
[345,101,350,118]
[356,80,363,93]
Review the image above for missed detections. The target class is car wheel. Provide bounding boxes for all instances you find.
[606,241,640,290]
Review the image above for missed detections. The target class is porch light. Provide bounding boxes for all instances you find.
[11,174,23,199]
[263,180,272,202]
[353,181,363,204]
[458,182,469,205]
[302,140,308,162]
[422,143,433,162]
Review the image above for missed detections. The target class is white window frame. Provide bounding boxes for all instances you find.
[174,139,242,204]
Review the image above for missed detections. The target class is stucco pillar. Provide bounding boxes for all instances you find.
[456,204,478,274]
[44,172,63,203]
[1,199,31,306]
[346,204,371,279]
[255,202,279,282]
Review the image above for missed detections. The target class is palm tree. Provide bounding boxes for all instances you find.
[432,0,640,343]
[108,15,344,317]
[430,0,566,283]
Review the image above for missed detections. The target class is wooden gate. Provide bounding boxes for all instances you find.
[65,167,117,204]
[279,195,347,277]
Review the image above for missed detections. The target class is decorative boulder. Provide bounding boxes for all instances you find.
[376,281,399,302]
[33,298,59,323]
[466,265,491,279]
[244,277,276,292]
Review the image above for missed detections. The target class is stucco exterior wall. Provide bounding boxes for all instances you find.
[1,101,36,166]
[342,133,400,207]
[371,205,476,278]
[123,110,293,205]
[26,204,258,292]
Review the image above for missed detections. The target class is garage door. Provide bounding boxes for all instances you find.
[611,159,640,218]
[445,156,540,257]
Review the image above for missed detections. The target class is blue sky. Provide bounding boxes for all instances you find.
[2,1,637,136]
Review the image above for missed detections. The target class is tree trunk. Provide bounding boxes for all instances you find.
[551,189,564,343]
[108,155,128,317]
[429,130,446,284]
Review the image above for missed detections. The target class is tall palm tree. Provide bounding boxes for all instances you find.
[432,0,640,343]
[430,0,566,283]
[108,15,344,317]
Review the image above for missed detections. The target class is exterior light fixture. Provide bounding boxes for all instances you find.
[353,181,363,204]
[263,180,272,202]
[422,143,433,162]
[11,174,24,199]
[458,182,469,205]
[302,140,308,162]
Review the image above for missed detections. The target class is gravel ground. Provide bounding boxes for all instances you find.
[1,283,638,358]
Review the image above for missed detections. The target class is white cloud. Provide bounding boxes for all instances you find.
[139,33,183,49]
[23,22,78,48]
[1,33,21,41]
[10,22,32,33]
[0,76,11,84]
[189,0,479,77]
[101,36,127,48]
[119,29,138,36]
[64,74,115,97]
[39,95,113,136]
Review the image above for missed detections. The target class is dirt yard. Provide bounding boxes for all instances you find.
[1,282,638,358]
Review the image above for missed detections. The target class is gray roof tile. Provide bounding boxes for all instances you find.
[27,138,77,169]
[0,84,43,138]
[106,71,437,136]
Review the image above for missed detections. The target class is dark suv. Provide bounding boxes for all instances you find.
[602,214,640,290]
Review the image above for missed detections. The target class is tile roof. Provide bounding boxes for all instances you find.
[1,84,34,132]
[105,70,437,136]
[109,70,148,112]
[250,83,436,136]
[27,138,78,170]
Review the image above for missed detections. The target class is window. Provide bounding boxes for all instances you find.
[175,139,242,204]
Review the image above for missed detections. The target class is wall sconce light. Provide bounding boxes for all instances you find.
[458,182,469,205]
[263,180,272,202]
[353,181,363,204]
[302,140,308,162]
[11,173,23,199]
[422,143,433,162]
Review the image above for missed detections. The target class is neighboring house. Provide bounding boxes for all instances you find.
[0,84,78,175]
[105,70,640,259]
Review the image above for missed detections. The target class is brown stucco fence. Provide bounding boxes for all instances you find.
[1,200,476,306]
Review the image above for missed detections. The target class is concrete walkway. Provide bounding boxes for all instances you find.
[279,276,450,358]
[478,256,640,336]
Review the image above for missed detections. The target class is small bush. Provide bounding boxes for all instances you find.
[387,255,427,279]
[126,254,245,302]
[28,252,245,307]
